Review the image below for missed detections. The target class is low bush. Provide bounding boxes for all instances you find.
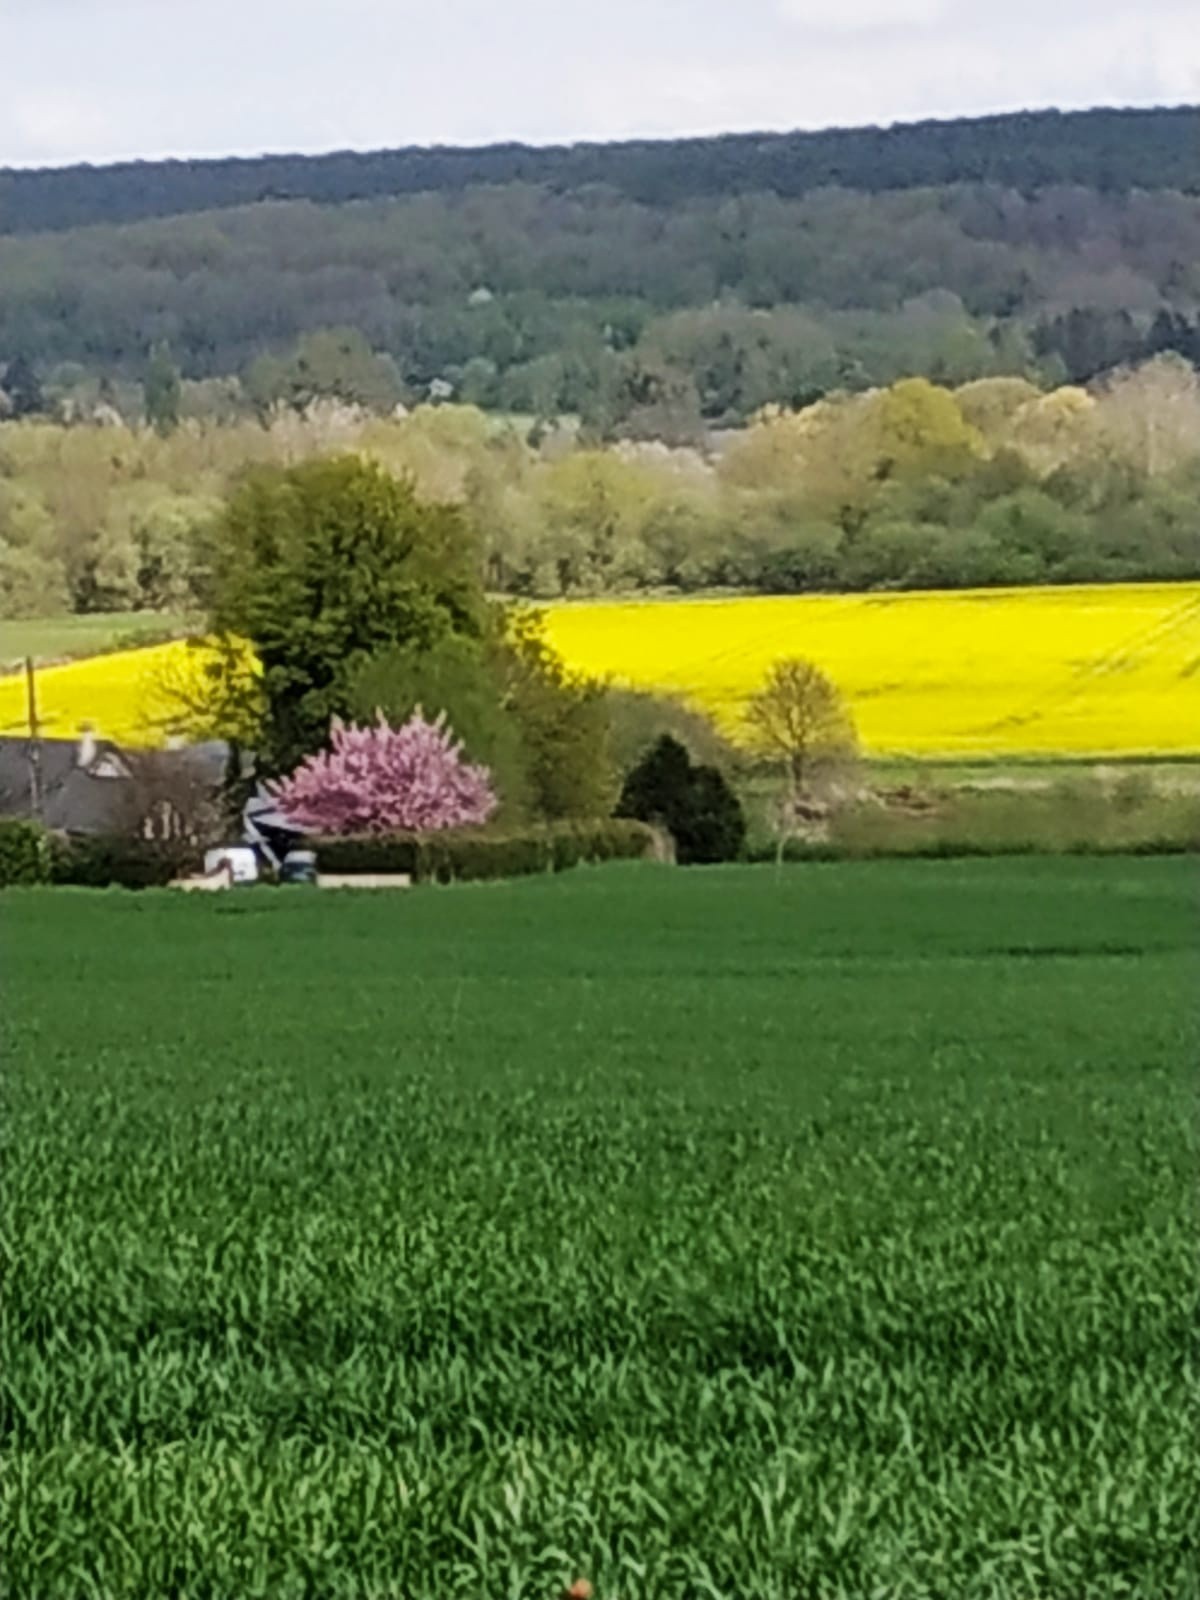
[48,835,181,889]
[313,819,660,883]
[305,832,421,877]
[0,820,51,887]
[2,820,199,889]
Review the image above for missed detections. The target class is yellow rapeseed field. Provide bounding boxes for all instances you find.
[543,583,1200,759]
[0,641,229,749]
[2,583,1196,759]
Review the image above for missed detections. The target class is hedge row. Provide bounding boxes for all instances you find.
[49,835,180,888]
[0,822,180,889]
[314,819,665,883]
[0,820,51,886]
[0,818,664,889]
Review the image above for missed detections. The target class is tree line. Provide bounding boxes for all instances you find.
[2,360,1197,621]
[2,106,1195,235]
[0,167,1197,430]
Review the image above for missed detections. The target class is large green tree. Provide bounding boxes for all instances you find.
[498,609,616,820]
[347,611,619,823]
[207,455,488,772]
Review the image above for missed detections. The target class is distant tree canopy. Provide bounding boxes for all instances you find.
[0,109,1197,435]
[1,107,1195,235]
[2,361,1199,624]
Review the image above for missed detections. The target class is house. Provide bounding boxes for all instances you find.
[0,731,230,838]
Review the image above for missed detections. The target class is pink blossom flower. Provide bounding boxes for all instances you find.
[270,710,497,834]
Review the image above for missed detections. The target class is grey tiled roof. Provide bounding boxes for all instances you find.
[0,737,228,834]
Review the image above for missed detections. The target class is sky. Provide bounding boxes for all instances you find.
[1,0,1197,169]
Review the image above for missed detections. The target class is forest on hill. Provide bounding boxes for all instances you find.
[2,107,1196,235]
[1,107,1198,622]
[0,106,1197,437]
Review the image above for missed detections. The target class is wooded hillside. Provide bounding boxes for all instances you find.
[2,107,1196,235]
[1,107,1198,429]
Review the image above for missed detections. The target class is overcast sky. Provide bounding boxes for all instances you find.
[2,0,1196,169]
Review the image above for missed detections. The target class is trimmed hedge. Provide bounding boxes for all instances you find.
[314,819,662,884]
[0,820,51,887]
[3,818,662,889]
[49,835,179,889]
[0,823,183,889]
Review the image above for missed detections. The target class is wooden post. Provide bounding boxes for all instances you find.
[25,656,43,822]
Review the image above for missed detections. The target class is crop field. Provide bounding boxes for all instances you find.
[3,582,1196,757]
[544,583,1200,760]
[0,639,194,746]
[4,859,1196,1598]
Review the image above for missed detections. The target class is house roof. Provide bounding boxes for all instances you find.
[0,737,229,834]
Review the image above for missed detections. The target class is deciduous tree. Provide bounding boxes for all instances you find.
[270,711,497,834]
[207,455,488,773]
[744,657,858,802]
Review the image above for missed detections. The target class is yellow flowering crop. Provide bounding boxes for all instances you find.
[0,639,257,749]
[543,583,1200,759]
[2,582,1196,758]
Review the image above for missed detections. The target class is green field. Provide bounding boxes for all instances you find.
[4,860,1197,1598]
[0,611,194,672]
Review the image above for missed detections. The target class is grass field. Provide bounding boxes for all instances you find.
[0,611,193,674]
[4,860,1196,1598]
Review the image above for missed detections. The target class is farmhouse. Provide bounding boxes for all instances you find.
[0,731,229,838]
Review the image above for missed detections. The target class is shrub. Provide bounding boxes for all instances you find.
[313,819,659,883]
[0,820,51,887]
[48,835,180,889]
[418,828,551,884]
[616,734,745,865]
[307,833,420,877]
[742,782,1200,862]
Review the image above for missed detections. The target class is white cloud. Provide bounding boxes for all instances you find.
[776,0,946,31]
[7,92,118,162]
[0,0,1194,167]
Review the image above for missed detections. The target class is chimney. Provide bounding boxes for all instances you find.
[77,723,98,768]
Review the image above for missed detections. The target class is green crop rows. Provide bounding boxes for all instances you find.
[3,859,1197,1599]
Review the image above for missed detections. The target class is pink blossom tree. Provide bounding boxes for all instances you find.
[269,711,498,834]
